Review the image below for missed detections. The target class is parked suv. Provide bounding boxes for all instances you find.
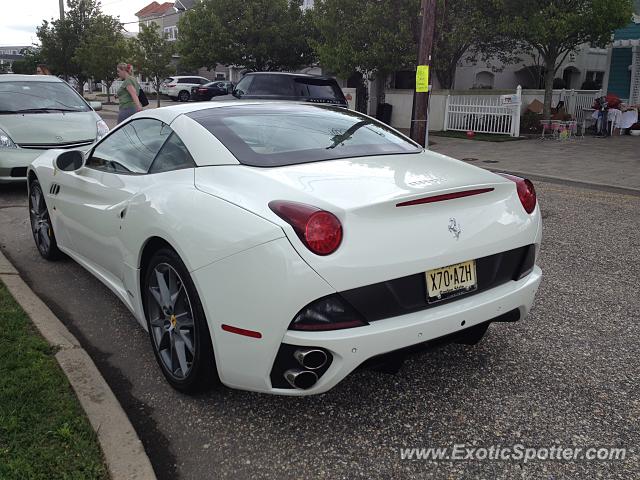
[216,72,348,107]
[160,76,210,102]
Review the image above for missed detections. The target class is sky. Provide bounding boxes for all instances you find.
[0,0,153,46]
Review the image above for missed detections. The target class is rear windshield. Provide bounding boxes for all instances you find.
[188,104,421,167]
[163,77,175,84]
[293,78,346,103]
[0,81,90,113]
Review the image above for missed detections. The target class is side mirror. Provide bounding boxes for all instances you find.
[231,89,241,98]
[89,101,102,111]
[55,150,85,172]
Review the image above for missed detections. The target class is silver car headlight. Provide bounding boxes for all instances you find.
[0,127,17,149]
[96,120,109,141]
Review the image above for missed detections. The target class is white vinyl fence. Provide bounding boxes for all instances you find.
[442,87,601,137]
[444,86,522,136]
[557,89,601,124]
[101,80,155,95]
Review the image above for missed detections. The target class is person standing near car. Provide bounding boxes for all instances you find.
[116,63,143,123]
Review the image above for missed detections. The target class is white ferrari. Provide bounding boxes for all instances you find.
[27,101,542,395]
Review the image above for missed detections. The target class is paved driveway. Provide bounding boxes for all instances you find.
[431,135,640,192]
[0,181,638,479]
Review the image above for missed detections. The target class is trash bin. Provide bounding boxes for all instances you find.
[376,103,393,125]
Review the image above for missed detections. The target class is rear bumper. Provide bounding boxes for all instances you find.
[194,233,542,395]
[275,266,542,395]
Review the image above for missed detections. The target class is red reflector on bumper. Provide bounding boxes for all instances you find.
[396,188,494,207]
[221,324,262,338]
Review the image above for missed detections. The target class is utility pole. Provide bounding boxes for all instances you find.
[59,0,65,19]
[409,0,437,147]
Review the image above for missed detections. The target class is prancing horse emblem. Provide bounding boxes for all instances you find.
[448,218,462,240]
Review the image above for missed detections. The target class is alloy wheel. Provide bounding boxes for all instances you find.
[146,263,196,380]
[29,184,53,256]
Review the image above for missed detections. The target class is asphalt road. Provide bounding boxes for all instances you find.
[0,180,638,479]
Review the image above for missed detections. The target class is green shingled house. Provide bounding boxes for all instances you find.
[605,3,640,103]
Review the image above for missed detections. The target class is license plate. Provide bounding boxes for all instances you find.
[426,260,477,302]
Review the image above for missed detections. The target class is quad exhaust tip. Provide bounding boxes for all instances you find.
[293,348,328,370]
[284,369,318,390]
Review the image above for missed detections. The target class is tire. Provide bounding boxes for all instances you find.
[143,247,218,393]
[29,179,62,260]
[178,90,190,102]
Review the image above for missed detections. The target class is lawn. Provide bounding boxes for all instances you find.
[430,130,525,142]
[0,281,108,480]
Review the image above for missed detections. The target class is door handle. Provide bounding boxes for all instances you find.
[119,207,127,219]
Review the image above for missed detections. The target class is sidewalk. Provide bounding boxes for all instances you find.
[430,135,640,192]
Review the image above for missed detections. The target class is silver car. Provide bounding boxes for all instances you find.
[0,74,108,183]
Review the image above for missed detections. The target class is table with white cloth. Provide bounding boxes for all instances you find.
[619,109,639,129]
[588,108,637,135]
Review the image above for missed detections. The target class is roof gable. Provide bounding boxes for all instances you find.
[135,1,174,18]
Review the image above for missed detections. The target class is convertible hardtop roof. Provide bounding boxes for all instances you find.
[0,74,65,83]
[148,100,327,125]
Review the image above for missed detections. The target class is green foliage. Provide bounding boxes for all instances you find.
[74,14,128,102]
[10,49,43,75]
[37,0,103,91]
[433,0,520,89]
[0,282,108,479]
[131,24,175,107]
[177,0,313,72]
[500,0,633,117]
[312,0,517,90]
[311,0,419,79]
[521,110,542,134]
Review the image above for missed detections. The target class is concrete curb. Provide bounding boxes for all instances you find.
[0,250,156,480]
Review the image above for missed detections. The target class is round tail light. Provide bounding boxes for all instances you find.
[269,201,343,255]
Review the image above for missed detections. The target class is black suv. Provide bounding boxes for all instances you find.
[215,72,348,108]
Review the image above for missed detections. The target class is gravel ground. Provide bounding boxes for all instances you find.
[0,180,638,479]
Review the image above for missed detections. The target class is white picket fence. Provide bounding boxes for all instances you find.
[443,87,601,137]
[556,89,601,125]
[444,86,522,136]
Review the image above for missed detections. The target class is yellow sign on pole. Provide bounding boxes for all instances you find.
[416,65,430,93]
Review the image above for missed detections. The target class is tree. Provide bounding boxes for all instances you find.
[432,0,520,89]
[177,0,314,72]
[312,0,419,80]
[311,0,419,112]
[10,48,43,74]
[501,0,633,118]
[75,14,128,103]
[131,24,175,108]
[311,0,512,108]
[37,0,103,93]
